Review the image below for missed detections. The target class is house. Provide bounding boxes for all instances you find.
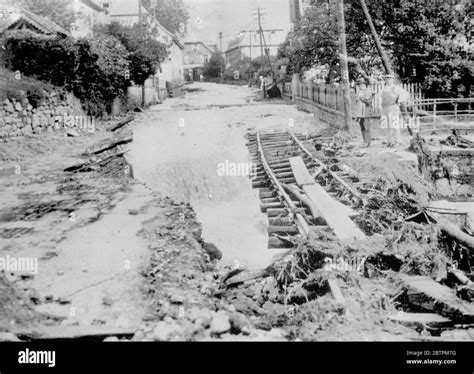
[0,6,69,37]
[0,6,69,67]
[71,0,110,38]
[224,29,286,66]
[183,41,214,81]
[108,0,184,98]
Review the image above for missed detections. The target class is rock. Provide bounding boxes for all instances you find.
[170,294,185,304]
[0,332,21,341]
[230,294,264,315]
[66,129,80,137]
[267,328,287,340]
[261,277,280,303]
[187,307,213,327]
[153,321,183,341]
[103,336,119,342]
[35,303,69,319]
[14,102,22,112]
[22,126,33,136]
[440,329,471,341]
[59,319,79,327]
[102,296,114,306]
[253,317,272,331]
[262,302,288,326]
[202,242,222,260]
[210,311,231,335]
[132,330,145,341]
[241,326,251,336]
[229,313,249,334]
[56,297,71,305]
[32,114,41,128]
[128,209,139,216]
[4,100,14,113]
[249,328,287,341]
[24,289,41,305]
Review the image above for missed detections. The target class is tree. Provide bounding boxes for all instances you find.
[362,0,472,97]
[203,52,225,79]
[96,22,168,86]
[142,0,189,35]
[8,0,75,30]
[281,0,472,97]
[279,3,381,83]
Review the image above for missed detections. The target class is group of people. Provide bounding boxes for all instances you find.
[353,74,410,148]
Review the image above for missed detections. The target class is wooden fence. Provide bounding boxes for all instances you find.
[282,79,426,116]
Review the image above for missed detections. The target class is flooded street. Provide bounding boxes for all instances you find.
[128,83,315,270]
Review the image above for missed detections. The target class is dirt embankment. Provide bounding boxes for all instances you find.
[0,114,291,341]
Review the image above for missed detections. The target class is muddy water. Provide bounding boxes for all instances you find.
[128,103,287,270]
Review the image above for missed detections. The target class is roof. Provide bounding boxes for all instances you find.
[183,41,213,54]
[79,0,105,13]
[108,0,183,50]
[0,7,69,36]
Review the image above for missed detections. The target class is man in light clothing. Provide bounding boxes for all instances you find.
[353,78,374,146]
[380,74,406,147]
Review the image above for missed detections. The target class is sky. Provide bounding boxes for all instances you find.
[183,0,291,48]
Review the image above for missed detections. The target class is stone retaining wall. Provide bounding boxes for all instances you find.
[1,90,85,140]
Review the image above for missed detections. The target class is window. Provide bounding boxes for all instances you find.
[101,2,110,15]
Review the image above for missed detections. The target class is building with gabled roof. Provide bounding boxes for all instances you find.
[0,6,69,37]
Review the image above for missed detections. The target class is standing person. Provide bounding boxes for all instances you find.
[353,78,374,146]
[259,74,264,91]
[380,74,402,147]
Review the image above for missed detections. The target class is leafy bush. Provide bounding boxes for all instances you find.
[95,22,168,86]
[2,30,134,116]
[203,52,225,79]
[2,31,76,87]
[0,67,54,106]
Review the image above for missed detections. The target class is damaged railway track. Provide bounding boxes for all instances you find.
[247,130,366,249]
[234,130,474,339]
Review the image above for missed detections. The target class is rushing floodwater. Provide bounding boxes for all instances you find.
[128,102,287,270]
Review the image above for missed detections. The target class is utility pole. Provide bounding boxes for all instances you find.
[336,0,352,132]
[219,32,224,82]
[138,0,146,108]
[260,28,273,74]
[249,31,252,61]
[256,8,265,69]
[359,0,394,76]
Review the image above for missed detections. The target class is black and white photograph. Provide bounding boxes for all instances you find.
[0,0,472,370]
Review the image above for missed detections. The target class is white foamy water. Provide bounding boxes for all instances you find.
[127,86,292,270]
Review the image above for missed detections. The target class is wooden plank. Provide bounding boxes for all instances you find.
[388,313,452,329]
[289,156,315,186]
[13,325,135,341]
[401,275,474,323]
[302,184,366,244]
[327,277,345,305]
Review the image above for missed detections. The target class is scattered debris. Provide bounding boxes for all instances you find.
[397,275,474,323]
